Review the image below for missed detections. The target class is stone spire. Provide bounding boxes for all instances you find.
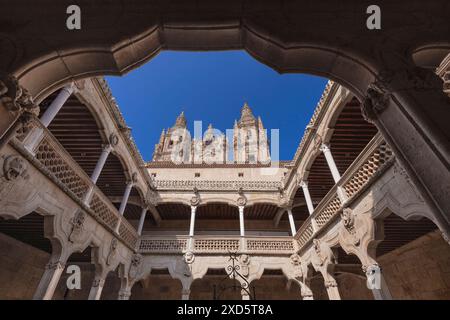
[258,116,264,129]
[174,111,186,128]
[158,129,165,144]
[239,102,256,125]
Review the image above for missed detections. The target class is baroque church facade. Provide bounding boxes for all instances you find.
[152,103,270,165]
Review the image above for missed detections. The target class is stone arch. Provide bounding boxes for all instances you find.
[14,23,380,102]
[411,44,450,69]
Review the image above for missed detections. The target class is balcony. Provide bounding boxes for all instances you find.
[295,133,395,250]
[138,234,296,255]
[12,117,139,249]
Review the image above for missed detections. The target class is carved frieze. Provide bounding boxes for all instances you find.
[0,74,38,114]
[361,82,391,123]
[128,254,143,280]
[2,155,29,181]
[341,208,359,246]
[106,238,118,266]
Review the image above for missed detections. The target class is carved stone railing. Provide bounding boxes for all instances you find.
[11,118,139,249]
[154,179,282,191]
[138,235,296,255]
[295,133,394,249]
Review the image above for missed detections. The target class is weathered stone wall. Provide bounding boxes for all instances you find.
[1,229,449,300]
[0,233,48,299]
[379,230,450,300]
[336,274,373,300]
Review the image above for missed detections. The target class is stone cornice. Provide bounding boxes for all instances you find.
[94,77,155,190]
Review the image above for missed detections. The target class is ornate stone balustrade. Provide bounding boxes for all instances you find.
[295,133,394,249]
[154,179,282,191]
[10,118,139,249]
[138,235,295,255]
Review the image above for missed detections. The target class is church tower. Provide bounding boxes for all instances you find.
[152,111,191,162]
[233,102,270,164]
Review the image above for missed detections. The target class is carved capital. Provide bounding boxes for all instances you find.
[109,133,119,147]
[237,196,247,206]
[190,195,200,206]
[92,278,106,288]
[362,82,391,123]
[324,279,338,289]
[183,251,195,264]
[45,260,65,271]
[118,289,131,300]
[0,74,39,114]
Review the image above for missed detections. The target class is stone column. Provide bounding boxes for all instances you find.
[188,205,197,250]
[115,180,134,233]
[287,208,296,236]
[241,289,250,300]
[365,263,392,300]
[181,288,191,300]
[33,259,66,300]
[300,181,319,232]
[300,181,314,214]
[40,84,75,127]
[300,282,314,300]
[238,206,245,237]
[88,275,106,300]
[118,289,132,300]
[118,181,133,216]
[24,83,74,152]
[362,71,450,239]
[324,279,341,300]
[319,143,348,202]
[137,207,147,236]
[83,144,112,204]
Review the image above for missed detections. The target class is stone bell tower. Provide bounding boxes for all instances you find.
[152,111,191,162]
[233,102,270,164]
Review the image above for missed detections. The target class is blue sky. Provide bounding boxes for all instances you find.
[106,51,327,161]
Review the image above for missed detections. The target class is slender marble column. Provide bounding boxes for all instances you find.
[365,264,392,300]
[137,207,147,235]
[181,289,191,300]
[24,83,75,152]
[118,181,133,216]
[88,276,106,300]
[319,143,348,202]
[300,181,319,231]
[40,84,75,127]
[300,181,314,214]
[238,206,245,237]
[319,143,341,183]
[33,260,66,300]
[83,144,112,204]
[188,206,197,249]
[287,208,296,236]
[324,278,341,300]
